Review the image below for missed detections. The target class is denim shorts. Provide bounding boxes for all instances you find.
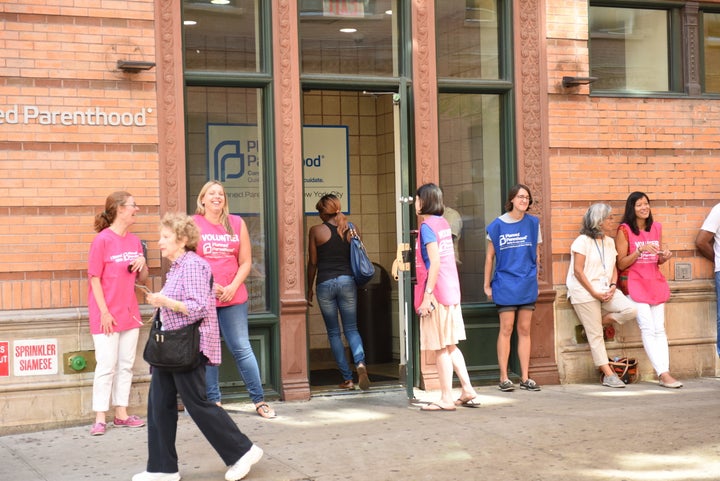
[496,303,536,313]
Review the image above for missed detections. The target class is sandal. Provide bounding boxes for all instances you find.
[339,380,354,389]
[420,402,456,412]
[255,402,276,419]
[454,397,481,408]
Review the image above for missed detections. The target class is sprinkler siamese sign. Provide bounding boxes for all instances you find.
[207,124,349,215]
[13,339,58,376]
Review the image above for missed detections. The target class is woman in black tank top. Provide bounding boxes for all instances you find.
[306,194,370,391]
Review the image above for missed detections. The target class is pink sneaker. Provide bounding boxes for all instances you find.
[90,422,106,436]
[113,415,145,428]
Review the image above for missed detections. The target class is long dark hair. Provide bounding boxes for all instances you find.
[620,191,653,235]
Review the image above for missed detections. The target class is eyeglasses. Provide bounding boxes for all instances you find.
[122,202,138,208]
[515,195,531,200]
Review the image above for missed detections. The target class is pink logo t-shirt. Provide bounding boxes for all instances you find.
[87,229,143,334]
[194,214,249,306]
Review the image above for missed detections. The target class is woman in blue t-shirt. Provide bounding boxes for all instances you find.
[484,184,542,392]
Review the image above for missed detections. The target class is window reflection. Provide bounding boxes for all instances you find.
[438,94,502,303]
[589,7,669,91]
[299,0,396,76]
[183,0,260,73]
[704,12,720,93]
[185,87,269,313]
[436,0,500,79]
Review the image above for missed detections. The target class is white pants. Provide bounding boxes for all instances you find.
[629,297,670,376]
[92,329,140,412]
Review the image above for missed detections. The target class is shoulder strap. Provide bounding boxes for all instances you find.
[347,222,359,240]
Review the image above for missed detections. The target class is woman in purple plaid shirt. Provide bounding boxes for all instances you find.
[133,212,262,481]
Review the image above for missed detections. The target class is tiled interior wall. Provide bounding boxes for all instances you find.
[303,91,399,360]
[183,87,400,362]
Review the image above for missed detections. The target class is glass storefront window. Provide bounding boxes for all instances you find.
[185,87,269,313]
[299,0,397,76]
[438,93,501,303]
[704,12,720,93]
[589,7,669,92]
[183,0,261,73]
[436,0,500,79]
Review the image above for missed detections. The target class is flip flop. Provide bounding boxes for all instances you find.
[455,397,481,408]
[420,402,456,412]
[255,402,277,419]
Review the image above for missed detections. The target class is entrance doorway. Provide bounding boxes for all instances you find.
[302,89,403,392]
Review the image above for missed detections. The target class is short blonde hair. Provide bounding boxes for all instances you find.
[161,212,200,252]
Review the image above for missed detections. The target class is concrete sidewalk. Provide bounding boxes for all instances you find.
[1,377,719,481]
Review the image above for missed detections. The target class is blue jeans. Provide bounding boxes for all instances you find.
[316,275,366,381]
[716,271,720,357]
[205,302,265,404]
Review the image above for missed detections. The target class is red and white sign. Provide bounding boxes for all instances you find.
[323,0,365,17]
[13,339,58,376]
[0,342,8,376]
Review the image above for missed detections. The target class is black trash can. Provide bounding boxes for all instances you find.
[357,262,393,364]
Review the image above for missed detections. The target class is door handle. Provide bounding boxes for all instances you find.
[391,242,412,280]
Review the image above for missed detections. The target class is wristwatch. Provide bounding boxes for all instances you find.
[425,288,433,295]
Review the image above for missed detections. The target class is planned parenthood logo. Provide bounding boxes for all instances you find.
[207,124,262,214]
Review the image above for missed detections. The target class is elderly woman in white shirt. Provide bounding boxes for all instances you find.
[566,203,637,388]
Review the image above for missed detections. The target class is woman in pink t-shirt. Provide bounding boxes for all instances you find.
[194,181,275,419]
[87,191,148,435]
[616,191,682,388]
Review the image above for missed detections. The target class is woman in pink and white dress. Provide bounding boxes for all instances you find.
[414,183,478,411]
[615,191,682,388]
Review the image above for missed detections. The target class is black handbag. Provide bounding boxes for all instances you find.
[143,309,203,372]
[348,223,375,286]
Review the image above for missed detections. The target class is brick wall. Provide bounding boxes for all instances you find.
[0,2,160,310]
[546,0,720,286]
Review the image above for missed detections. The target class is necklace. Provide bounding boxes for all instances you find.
[593,237,606,274]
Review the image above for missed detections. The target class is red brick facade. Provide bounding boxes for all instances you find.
[1,0,718,431]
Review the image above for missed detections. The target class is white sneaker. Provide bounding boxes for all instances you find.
[132,471,181,481]
[225,444,264,481]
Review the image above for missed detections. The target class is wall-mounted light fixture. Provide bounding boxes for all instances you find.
[117,60,156,73]
[562,76,598,88]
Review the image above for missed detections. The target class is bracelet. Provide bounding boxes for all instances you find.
[609,283,616,288]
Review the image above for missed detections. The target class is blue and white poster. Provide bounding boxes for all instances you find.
[302,125,350,214]
[207,123,262,214]
[207,124,349,215]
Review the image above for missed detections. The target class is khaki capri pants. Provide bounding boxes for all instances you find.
[571,290,637,367]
